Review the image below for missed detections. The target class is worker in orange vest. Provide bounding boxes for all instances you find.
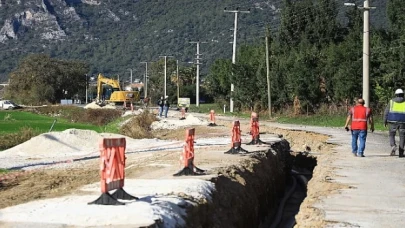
[344,98,374,157]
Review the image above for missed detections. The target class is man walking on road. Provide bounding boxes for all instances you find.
[157,96,164,117]
[344,98,374,157]
[163,95,170,118]
[384,88,405,157]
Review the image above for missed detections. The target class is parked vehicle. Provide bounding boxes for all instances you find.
[0,100,21,110]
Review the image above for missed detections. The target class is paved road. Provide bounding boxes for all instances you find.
[266,123,405,228]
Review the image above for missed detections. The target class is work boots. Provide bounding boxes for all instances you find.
[399,148,404,158]
[391,145,397,156]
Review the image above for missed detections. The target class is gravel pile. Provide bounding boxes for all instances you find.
[151,114,209,130]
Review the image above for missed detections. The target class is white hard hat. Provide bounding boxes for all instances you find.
[395,89,404,94]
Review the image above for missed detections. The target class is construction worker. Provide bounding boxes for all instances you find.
[157,96,164,117]
[384,88,405,157]
[143,97,149,108]
[163,95,170,118]
[344,98,374,157]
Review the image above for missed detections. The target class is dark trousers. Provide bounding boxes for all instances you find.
[389,123,405,156]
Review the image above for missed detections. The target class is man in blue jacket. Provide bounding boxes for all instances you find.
[163,95,170,118]
[157,96,164,117]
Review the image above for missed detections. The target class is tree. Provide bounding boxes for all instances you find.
[5,54,89,104]
[148,58,177,104]
[205,59,232,101]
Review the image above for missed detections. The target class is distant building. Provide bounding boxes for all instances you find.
[130,82,144,91]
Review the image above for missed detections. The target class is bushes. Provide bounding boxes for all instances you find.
[0,127,40,150]
[119,111,158,139]
[28,106,122,126]
[81,109,122,126]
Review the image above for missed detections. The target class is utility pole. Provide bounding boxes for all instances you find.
[140,62,149,98]
[265,27,271,118]
[176,60,179,102]
[128,68,133,84]
[85,74,88,104]
[344,1,375,107]
[362,0,372,107]
[159,55,174,98]
[189,41,207,107]
[224,7,250,112]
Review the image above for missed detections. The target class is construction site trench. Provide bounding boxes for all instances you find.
[0,111,331,228]
[181,140,317,228]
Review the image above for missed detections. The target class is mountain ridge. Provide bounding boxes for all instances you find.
[0,0,388,82]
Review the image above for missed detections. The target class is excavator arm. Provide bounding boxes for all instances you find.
[95,73,140,105]
[96,73,122,103]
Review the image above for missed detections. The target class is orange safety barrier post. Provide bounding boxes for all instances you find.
[225,120,249,154]
[179,107,186,120]
[173,128,205,176]
[248,112,256,135]
[88,138,138,205]
[208,110,217,126]
[247,112,267,145]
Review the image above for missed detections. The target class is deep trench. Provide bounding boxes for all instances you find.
[184,139,317,228]
[264,152,317,228]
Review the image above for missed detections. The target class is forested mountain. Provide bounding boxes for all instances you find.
[0,0,388,82]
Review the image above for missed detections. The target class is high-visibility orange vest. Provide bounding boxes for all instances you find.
[351,105,370,130]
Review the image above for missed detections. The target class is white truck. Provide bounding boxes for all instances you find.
[0,100,20,110]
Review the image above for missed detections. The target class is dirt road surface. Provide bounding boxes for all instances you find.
[1,110,403,227]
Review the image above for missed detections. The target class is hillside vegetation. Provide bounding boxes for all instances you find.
[0,0,388,81]
[2,0,404,116]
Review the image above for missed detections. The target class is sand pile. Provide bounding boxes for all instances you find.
[122,108,144,117]
[151,114,209,130]
[0,129,120,158]
[0,129,184,169]
[84,102,116,109]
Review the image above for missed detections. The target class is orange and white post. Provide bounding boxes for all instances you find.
[208,110,217,126]
[88,138,137,205]
[174,128,205,176]
[180,107,186,120]
[225,120,248,154]
[247,112,266,145]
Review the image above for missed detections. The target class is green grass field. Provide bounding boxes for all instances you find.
[0,110,103,135]
[187,103,252,118]
[0,168,8,174]
[189,103,385,131]
[276,114,385,131]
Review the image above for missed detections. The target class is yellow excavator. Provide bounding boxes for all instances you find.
[96,73,140,106]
